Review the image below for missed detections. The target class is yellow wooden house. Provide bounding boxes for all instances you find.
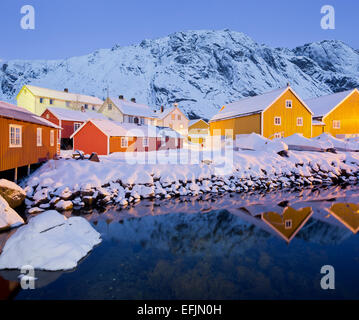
[305,88,359,138]
[188,119,209,144]
[209,86,313,139]
[16,85,104,116]
[325,203,359,234]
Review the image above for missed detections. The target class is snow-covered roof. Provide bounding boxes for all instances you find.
[72,119,183,139]
[24,85,104,105]
[110,97,156,118]
[0,101,60,129]
[188,119,208,127]
[46,107,108,122]
[305,89,357,118]
[312,120,325,126]
[154,106,188,120]
[210,87,312,122]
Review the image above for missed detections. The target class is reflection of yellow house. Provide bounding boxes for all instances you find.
[306,89,359,138]
[209,86,313,139]
[326,203,359,233]
[16,85,104,116]
[262,207,313,243]
[188,119,209,145]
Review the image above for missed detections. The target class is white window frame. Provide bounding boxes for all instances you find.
[108,103,112,110]
[50,130,55,147]
[9,125,22,148]
[74,122,82,132]
[296,117,303,126]
[285,219,292,229]
[285,100,292,108]
[37,128,43,147]
[39,97,44,104]
[49,99,53,105]
[121,137,128,148]
[143,137,149,147]
[333,120,340,129]
[274,116,281,126]
[274,132,282,139]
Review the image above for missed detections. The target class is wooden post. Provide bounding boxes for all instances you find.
[27,164,31,176]
[14,167,18,183]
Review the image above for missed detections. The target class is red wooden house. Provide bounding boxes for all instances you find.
[0,101,60,181]
[70,119,183,155]
[41,107,108,149]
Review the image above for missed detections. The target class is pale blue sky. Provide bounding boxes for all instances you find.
[0,0,358,60]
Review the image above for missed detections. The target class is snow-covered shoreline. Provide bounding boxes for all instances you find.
[21,147,359,213]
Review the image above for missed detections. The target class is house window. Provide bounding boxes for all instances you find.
[333,120,340,129]
[37,128,42,146]
[92,105,96,111]
[9,125,22,147]
[178,115,181,120]
[140,118,145,125]
[50,130,55,146]
[108,104,112,110]
[46,113,50,119]
[84,104,88,109]
[143,137,149,147]
[121,137,128,148]
[171,114,175,120]
[285,219,292,229]
[286,100,292,108]
[49,99,53,105]
[274,117,281,125]
[274,132,282,139]
[40,98,44,104]
[296,117,303,126]
[74,122,82,132]
[128,116,134,123]
[66,101,70,107]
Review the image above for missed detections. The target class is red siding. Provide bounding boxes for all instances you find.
[41,109,60,126]
[73,121,108,155]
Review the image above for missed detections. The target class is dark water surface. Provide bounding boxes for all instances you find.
[2,185,359,300]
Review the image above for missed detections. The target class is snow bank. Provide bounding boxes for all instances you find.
[313,133,359,152]
[0,211,101,271]
[236,133,288,152]
[280,133,333,151]
[0,195,24,230]
[0,179,26,208]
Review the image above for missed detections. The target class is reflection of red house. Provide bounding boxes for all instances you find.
[70,119,183,155]
[41,107,107,148]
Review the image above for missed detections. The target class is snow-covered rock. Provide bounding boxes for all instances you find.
[1,30,358,119]
[0,179,26,208]
[55,200,73,211]
[236,133,288,152]
[0,195,24,230]
[0,210,101,271]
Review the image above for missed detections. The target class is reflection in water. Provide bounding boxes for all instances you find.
[262,207,313,243]
[1,185,359,299]
[327,203,359,234]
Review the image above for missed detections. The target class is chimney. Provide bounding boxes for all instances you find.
[131,98,136,103]
[174,103,178,107]
[160,106,164,113]
[119,95,124,100]
[287,82,290,87]
[64,88,69,93]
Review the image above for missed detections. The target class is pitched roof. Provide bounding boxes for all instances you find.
[188,119,209,127]
[24,85,103,105]
[210,87,287,122]
[0,101,60,128]
[46,107,108,122]
[71,119,183,139]
[154,106,188,120]
[210,87,312,122]
[305,89,357,118]
[110,97,156,118]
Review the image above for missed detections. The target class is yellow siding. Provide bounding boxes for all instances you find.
[99,98,124,121]
[322,90,359,137]
[209,113,261,137]
[262,90,312,138]
[16,86,36,114]
[312,124,325,137]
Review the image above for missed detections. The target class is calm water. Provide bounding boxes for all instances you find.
[1,185,359,300]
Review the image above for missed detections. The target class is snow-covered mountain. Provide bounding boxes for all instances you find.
[1,29,359,119]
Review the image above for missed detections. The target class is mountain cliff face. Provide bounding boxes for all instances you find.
[1,29,358,119]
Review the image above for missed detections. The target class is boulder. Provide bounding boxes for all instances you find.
[0,194,24,230]
[0,179,26,209]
